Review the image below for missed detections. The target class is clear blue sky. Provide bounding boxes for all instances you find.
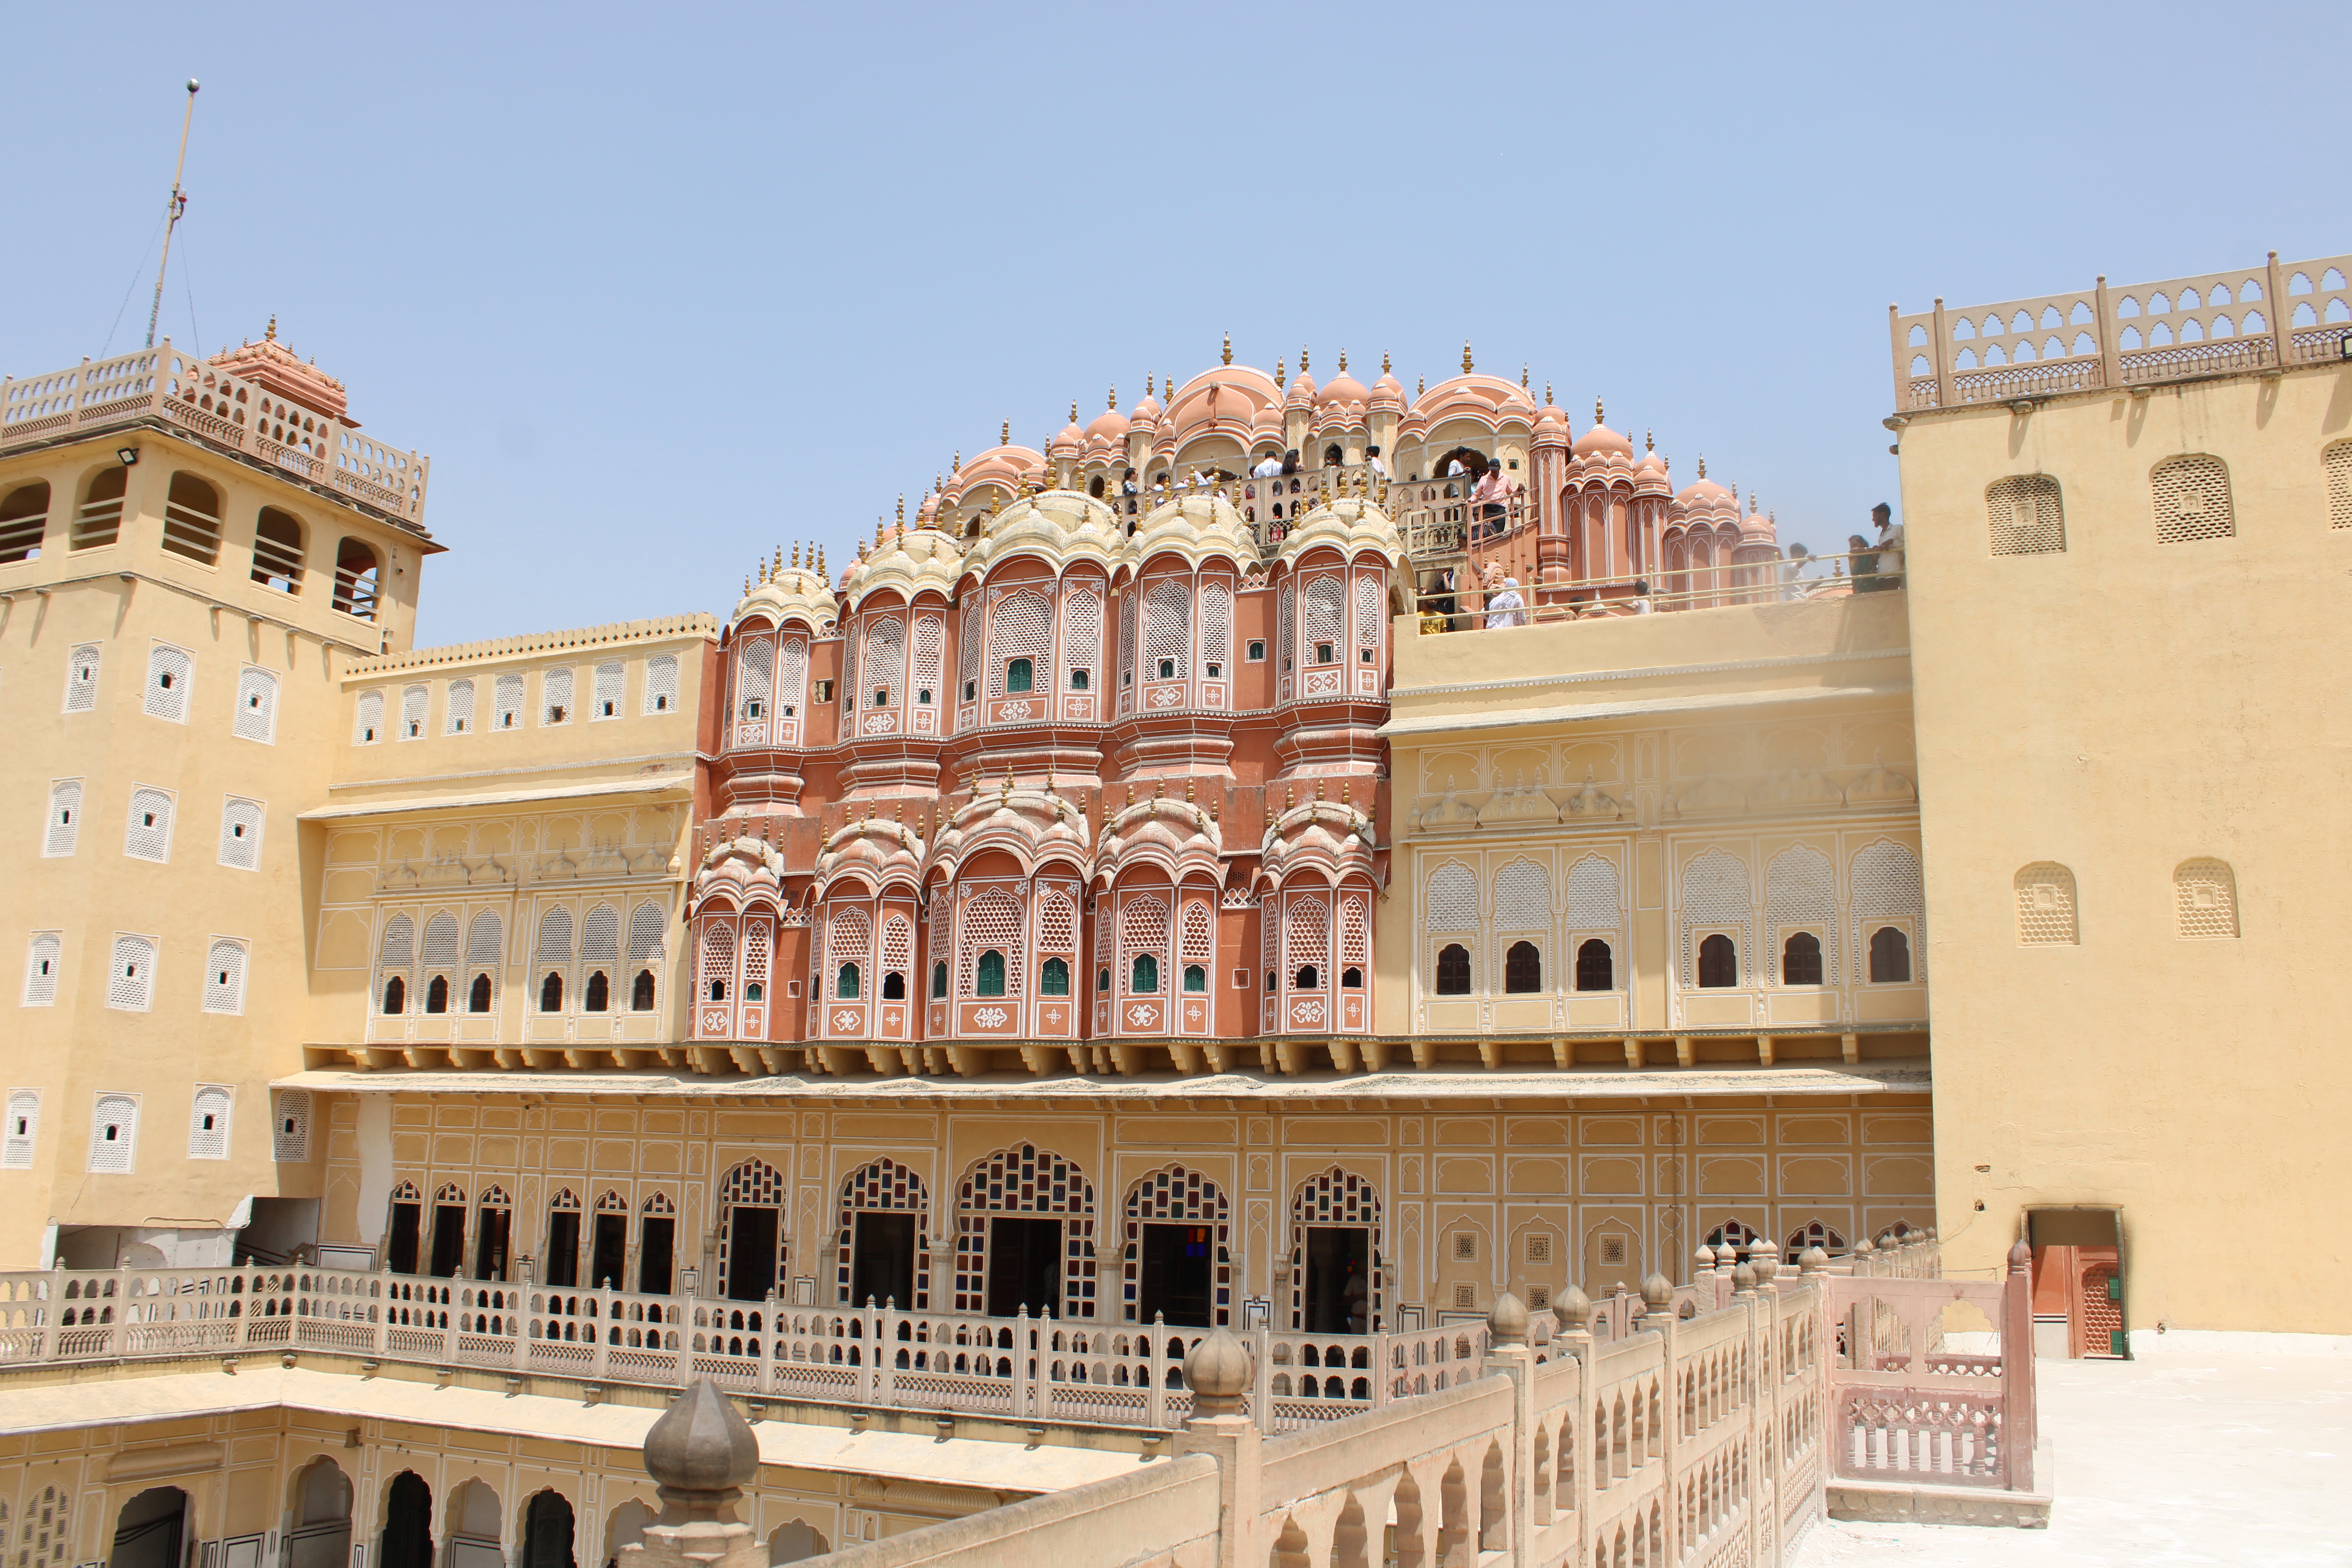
[4,2,2338,646]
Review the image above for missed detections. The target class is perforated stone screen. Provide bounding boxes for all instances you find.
[581,903,620,962]
[442,678,474,736]
[2174,859,2238,939]
[1566,853,1621,932]
[493,674,524,731]
[1493,858,1550,932]
[2328,441,2352,531]
[1986,475,2066,556]
[421,913,460,968]
[64,644,100,713]
[1678,849,1752,985]
[44,780,82,857]
[1765,846,1837,982]
[1061,590,1101,686]
[398,684,428,739]
[353,688,384,743]
[201,940,245,1016]
[1849,840,1925,982]
[22,934,60,1008]
[143,644,192,722]
[2152,455,2234,544]
[644,653,680,714]
[88,1093,137,1172]
[218,796,263,870]
[234,666,279,742]
[123,787,173,863]
[542,667,575,724]
[1426,862,1479,932]
[627,901,667,960]
[990,592,1054,696]
[188,1085,231,1158]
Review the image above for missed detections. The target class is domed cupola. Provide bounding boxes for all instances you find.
[1571,397,1635,461]
[1255,777,1381,1038]
[1094,778,1225,890]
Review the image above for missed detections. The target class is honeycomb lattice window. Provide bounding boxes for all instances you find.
[273,1089,312,1161]
[880,916,912,982]
[218,795,264,870]
[1849,839,1925,984]
[958,600,981,700]
[2174,859,2239,939]
[22,932,62,1008]
[535,907,574,965]
[1566,853,1621,932]
[466,911,503,967]
[1199,581,1232,668]
[143,643,192,723]
[378,914,415,969]
[862,616,905,705]
[2014,862,2079,945]
[1986,475,2066,557]
[1528,1285,1552,1309]
[353,688,384,743]
[201,938,246,1016]
[187,1085,232,1159]
[1178,900,1212,964]
[1765,846,1837,983]
[1143,579,1190,671]
[123,787,174,863]
[1679,848,1752,985]
[958,891,1023,998]
[494,673,525,731]
[1034,891,1076,958]
[626,902,666,962]
[740,922,771,998]
[911,615,944,702]
[234,666,280,743]
[1526,1233,1552,1264]
[776,637,809,715]
[397,683,428,740]
[643,653,679,714]
[64,642,102,713]
[1060,590,1101,688]
[1339,895,1368,969]
[1304,572,1344,654]
[443,678,474,736]
[1493,857,1550,932]
[2325,440,2352,531]
[1284,895,1329,984]
[43,779,82,858]
[4,1089,40,1168]
[2152,455,2234,544]
[1453,1231,1477,1261]
[1427,861,1479,932]
[421,913,460,969]
[1120,896,1170,992]
[87,1093,138,1172]
[1356,572,1384,647]
[1274,584,1294,693]
[581,903,620,966]
[990,591,1054,697]
[542,667,575,724]
[1453,1283,1478,1310]
[592,660,625,719]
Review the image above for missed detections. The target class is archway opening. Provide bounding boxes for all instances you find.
[379,1474,432,1568]
[521,1492,574,1568]
[109,1488,187,1568]
[288,1459,353,1568]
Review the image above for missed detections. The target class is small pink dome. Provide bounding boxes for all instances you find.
[1673,476,1731,507]
[1286,372,1316,409]
[1317,371,1369,408]
[1085,405,1131,443]
[1051,417,1084,457]
[1572,421,1633,459]
[1370,364,1406,409]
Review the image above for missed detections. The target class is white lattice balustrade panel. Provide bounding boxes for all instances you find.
[1198,582,1230,667]
[2014,863,2079,945]
[1355,573,1383,646]
[880,916,912,974]
[1493,858,1550,931]
[733,637,773,744]
[1679,849,1752,984]
[959,890,1025,996]
[864,615,906,698]
[1304,574,1343,646]
[741,924,771,992]
[912,615,944,698]
[989,591,1054,695]
[1122,897,1170,958]
[421,913,460,968]
[1765,846,1837,982]
[2174,859,2238,939]
[1180,900,1213,962]
[2152,455,2234,544]
[1143,579,1190,665]
[581,903,619,962]
[593,661,624,717]
[1849,840,1924,982]
[1566,854,1621,930]
[1426,861,1479,932]
[353,688,383,742]
[1986,475,2066,557]
[494,674,524,731]
[1341,896,1368,967]
[644,653,679,714]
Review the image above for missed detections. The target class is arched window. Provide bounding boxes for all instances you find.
[1098,967,1112,993]
[1341,966,1363,988]
[931,961,948,998]
[836,962,861,999]
[1040,957,1070,996]
[0,481,51,563]
[1292,964,1319,991]
[1574,939,1613,992]
[251,506,305,591]
[1782,931,1824,985]
[706,976,727,1002]
[73,466,126,550]
[976,950,1006,997]
[425,975,449,1014]
[881,970,906,1000]
[1697,935,1738,987]
[539,972,564,1012]
[1867,927,1911,982]
[1131,953,1160,994]
[381,975,405,1014]
[469,974,493,1012]
[332,539,380,619]
[1006,657,1034,693]
[584,971,610,1011]
[2174,858,2239,939]
[1183,963,1207,993]
[161,473,223,564]
[1435,944,1471,995]
[1504,940,1542,993]
[632,969,656,1010]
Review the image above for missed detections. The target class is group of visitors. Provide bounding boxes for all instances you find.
[1780,503,1905,599]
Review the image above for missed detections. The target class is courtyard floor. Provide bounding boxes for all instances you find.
[1799,1330,2351,1567]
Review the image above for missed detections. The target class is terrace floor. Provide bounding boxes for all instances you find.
[1800,1330,2351,1567]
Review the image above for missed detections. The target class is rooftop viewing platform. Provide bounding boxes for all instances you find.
[1890,249,2352,412]
[0,333,431,528]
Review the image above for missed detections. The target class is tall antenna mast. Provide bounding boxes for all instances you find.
[143,79,200,351]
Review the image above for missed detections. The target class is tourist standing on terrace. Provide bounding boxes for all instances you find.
[1485,575,1528,629]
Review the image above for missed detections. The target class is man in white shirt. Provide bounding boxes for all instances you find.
[1366,445,1389,478]
[1252,452,1284,478]
[1873,505,1905,588]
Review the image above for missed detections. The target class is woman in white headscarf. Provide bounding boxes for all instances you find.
[1484,575,1528,630]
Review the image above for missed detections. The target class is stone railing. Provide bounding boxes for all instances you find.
[801,1261,1836,1568]
[1890,251,2352,412]
[0,342,430,523]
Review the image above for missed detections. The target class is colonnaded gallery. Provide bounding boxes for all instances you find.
[0,248,2344,1568]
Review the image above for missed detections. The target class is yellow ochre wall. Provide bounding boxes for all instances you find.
[1898,361,2352,1332]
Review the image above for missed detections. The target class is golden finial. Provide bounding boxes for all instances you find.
[1107,385,1117,410]
[1221,332,1232,366]
[934,473,943,495]
[742,573,750,595]
[772,545,783,576]
[897,494,905,526]
[1340,780,1351,804]
[893,802,903,824]
[817,546,827,575]
[1127,781,1136,805]
[1417,376,1425,396]
[1146,375,1154,399]
[1521,364,1529,389]
[1646,430,1654,453]
[876,517,886,544]
[1462,341,1473,373]
[1315,779,1325,801]
[1000,420,1010,446]
[266,314,278,341]
[1285,782,1295,809]
[1595,396,1605,424]
[1185,778,1195,803]
[1276,358,1285,385]
[1338,349,1348,372]
[1299,346,1310,374]
[1154,779,1164,801]
[1382,350,1391,374]
[952,450,961,472]
[1697,455,1707,478]
[1749,491,1759,513]
[1545,383,1553,405]
[790,541,800,568]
